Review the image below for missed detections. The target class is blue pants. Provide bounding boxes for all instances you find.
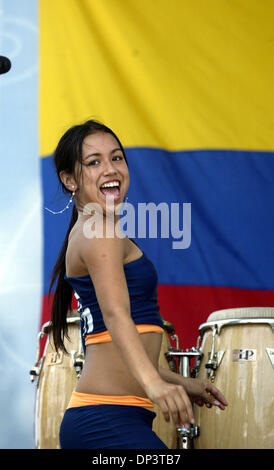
[59,404,168,449]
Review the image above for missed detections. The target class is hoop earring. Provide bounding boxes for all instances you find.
[45,190,75,215]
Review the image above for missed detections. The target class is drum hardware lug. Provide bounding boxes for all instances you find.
[177,425,200,449]
[205,350,225,381]
[29,366,41,383]
[163,320,176,336]
[205,359,218,381]
[163,320,180,350]
[74,358,84,379]
[205,359,218,370]
[266,348,274,369]
[71,350,85,379]
[205,350,225,370]
[205,325,218,381]
[30,329,49,384]
[171,334,180,350]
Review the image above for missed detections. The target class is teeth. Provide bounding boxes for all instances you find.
[101,181,120,188]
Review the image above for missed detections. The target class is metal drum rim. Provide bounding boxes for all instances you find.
[40,315,80,334]
[198,317,274,335]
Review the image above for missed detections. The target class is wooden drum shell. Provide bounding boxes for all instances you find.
[35,318,82,449]
[194,317,274,449]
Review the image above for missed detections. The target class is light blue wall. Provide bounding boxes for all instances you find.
[0,0,40,449]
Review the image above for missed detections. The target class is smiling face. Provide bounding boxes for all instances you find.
[74,132,129,214]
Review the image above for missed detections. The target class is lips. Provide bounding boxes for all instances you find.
[100,179,121,201]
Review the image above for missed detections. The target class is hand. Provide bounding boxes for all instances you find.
[182,378,228,410]
[144,378,195,428]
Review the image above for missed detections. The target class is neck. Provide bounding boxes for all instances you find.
[75,205,123,238]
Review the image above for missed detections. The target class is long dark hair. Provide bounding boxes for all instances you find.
[48,119,128,352]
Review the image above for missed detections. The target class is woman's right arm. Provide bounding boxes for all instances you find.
[79,234,194,428]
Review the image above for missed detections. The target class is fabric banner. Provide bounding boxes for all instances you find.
[40,0,274,353]
[1,0,273,450]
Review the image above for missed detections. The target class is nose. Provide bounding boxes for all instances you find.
[103,159,117,175]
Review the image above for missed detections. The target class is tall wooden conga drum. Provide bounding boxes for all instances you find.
[193,307,274,449]
[32,311,84,449]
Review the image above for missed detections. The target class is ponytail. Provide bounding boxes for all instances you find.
[48,205,78,353]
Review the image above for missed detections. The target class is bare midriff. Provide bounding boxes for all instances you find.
[75,331,163,397]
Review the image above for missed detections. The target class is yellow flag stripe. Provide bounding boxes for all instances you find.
[40,0,274,156]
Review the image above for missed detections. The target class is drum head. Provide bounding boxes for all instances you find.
[206,307,274,322]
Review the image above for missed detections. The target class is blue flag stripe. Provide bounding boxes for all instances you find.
[42,147,274,293]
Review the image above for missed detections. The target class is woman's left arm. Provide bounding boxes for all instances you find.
[158,367,228,410]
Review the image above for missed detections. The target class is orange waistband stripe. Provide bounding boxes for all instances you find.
[67,390,155,411]
[85,324,164,346]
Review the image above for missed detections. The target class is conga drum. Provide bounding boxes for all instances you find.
[33,311,84,449]
[193,307,274,449]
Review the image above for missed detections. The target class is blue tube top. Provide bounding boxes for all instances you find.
[64,251,164,340]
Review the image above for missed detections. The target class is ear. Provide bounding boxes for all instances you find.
[59,170,77,192]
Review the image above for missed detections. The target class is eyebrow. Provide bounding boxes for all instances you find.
[83,148,122,161]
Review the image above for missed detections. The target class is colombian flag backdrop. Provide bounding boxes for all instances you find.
[40,0,274,350]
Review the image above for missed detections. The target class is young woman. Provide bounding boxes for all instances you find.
[49,120,228,449]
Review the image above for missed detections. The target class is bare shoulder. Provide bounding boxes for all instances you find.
[77,226,131,316]
[78,230,126,274]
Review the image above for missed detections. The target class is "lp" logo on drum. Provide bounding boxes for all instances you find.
[232,349,256,362]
